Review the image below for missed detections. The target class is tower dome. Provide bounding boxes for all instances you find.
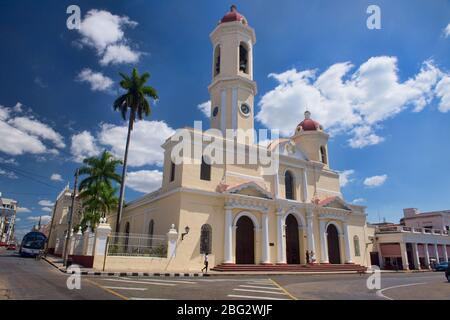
[220,5,247,24]
[296,111,322,133]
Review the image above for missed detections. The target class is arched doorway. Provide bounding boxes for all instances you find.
[327,224,341,264]
[235,216,254,264]
[285,214,300,264]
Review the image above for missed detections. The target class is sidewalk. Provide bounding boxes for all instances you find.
[43,254,431,277]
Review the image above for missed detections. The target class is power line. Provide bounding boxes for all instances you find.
[0,163,61,190]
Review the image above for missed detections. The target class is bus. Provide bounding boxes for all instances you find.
[19,231,47,257]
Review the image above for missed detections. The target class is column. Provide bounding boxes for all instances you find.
[434,243,440,263]
[306,209,316,262]
[223,206,233,264]
[167,224,178,258]
[399,242,409,270]
[342,221,353,264]
[412,243,421,270]
[443,245,448,262]
[276,209,286,264]
[302,169,308,202]
[261,211,270,264]
[424,243,431,269]
[319,220,329,263]
[377,243,384,269]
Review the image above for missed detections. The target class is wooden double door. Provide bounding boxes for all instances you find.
[235,216,255,264]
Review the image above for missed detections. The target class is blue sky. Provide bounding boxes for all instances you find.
[0,0,449,239]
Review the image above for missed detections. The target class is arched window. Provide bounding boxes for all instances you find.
[320,146,327,164]
[214,45,221,76]
[170,161,175,182]
[353,235,360,257]
[200,224,212,254]
[148,219,154,247]
[239,42,249,74]
[124,222,130,252]
[285,170,295,200]
[200,156,211,181]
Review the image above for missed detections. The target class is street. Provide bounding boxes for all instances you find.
[1,248,448,300]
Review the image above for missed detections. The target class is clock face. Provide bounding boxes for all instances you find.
[212,106,219,117]
[240,103,251,116]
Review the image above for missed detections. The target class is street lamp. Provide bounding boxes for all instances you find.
[181,226,190,240]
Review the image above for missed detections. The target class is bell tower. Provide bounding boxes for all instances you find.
[208,5,257,144]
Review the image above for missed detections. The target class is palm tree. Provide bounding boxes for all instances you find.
[79,182,119,228]
[113,68,158,233]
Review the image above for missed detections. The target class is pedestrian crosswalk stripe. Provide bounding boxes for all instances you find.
[103,286,148,291]
[99,278,175,286]
[239,285,283,290]
[227,294,288,300]
[233,288,288,295]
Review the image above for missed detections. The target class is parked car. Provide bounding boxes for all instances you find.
[6,242,16,251]
[446,264,450,283]
[434,261,449,271]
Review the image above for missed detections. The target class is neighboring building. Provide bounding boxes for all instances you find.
[111,6,373,271]
[0,194,18,245]
[47,185,82,255]
[371,208,450,270]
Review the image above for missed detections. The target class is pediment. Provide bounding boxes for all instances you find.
[225,181,273,199]
[319,196,352,211]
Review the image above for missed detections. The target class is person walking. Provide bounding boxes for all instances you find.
[306,250,310,264]
[201,253,209,273]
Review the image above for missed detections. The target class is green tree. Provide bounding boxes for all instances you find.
[113,68,158,233]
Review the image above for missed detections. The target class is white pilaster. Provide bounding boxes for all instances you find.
[167,224,178,258]
[276,209,286,264]
[319,220,329,263]
[412,243,421,270]
[224,207,233,264]
[342,221,353,263]
[302,168,308,202]
[443,245,448,262]
[400,242,409,270]
[306,209,316,262]
[424,243,431,269]
[434,243,440,263]
[261,212,270,264]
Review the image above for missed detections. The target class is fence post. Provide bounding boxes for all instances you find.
[167,224,178,258]
[75,228,83,255]
[92,219,112,270]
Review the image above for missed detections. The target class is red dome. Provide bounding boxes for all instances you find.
[297,119,320,131]
[221,5,247,24]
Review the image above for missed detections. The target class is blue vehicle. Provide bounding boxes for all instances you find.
[434,261,449,271]
[19,232,47,257]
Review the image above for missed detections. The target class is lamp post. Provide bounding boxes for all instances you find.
[63,168,79,267]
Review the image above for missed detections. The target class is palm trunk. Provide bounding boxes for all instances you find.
[115,112,134,234]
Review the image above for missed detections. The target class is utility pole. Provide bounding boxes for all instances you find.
[63,168,79,267]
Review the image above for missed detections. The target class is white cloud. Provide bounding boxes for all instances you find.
[50,173,63,182]
[16,207,31,213]
[38,200,54,207]
[0,157,17,165]
[444,23,450,38]
[435,75,450,112]
[126,170,162,193]
[27,215,51,223]
[13,102,23,113]
[363,174,388,187]
[0,120,47,155]
[256,57,447,148]
[338,169,355,187]
[197,101,211,118]
[41,207,53,212]
[100,44,140,66]
[0,169,18,179]
[76,9,140,65]
[352,198,366,204]
[77,68,113,92]
[70,131,101,162]
[8,117,65,148]
[98,120,175,167]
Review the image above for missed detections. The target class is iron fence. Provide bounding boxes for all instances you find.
[106,232,167,257]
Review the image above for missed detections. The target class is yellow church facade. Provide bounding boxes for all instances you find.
[112,6,374,272]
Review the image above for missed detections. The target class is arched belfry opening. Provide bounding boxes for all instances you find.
[239,42,249,74]
[285,170,295,200]
[214,45,221,76]
[320,146,327,165]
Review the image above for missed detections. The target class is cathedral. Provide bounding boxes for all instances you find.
[115,6,373,271]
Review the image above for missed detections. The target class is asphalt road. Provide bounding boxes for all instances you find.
[1,248,448,300]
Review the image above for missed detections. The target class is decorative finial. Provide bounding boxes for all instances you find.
[230,4,237,12]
